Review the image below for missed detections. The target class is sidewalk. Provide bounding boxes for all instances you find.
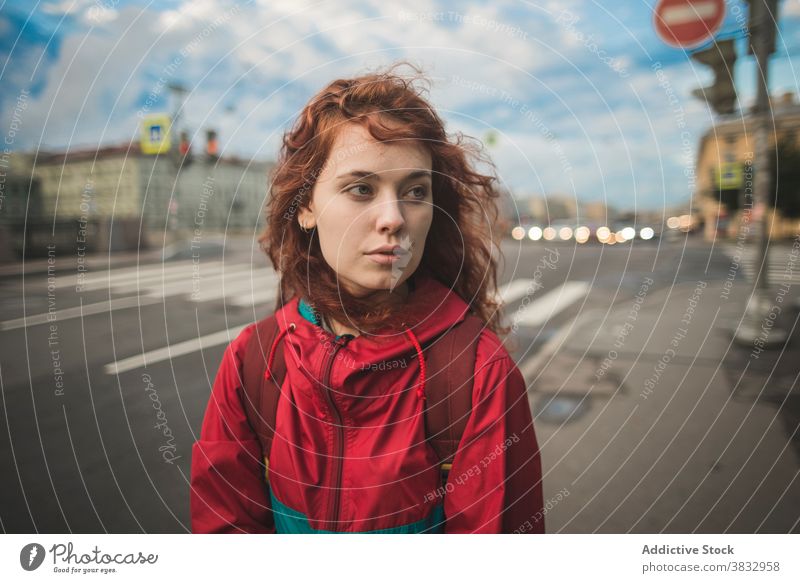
[526,277,800,533]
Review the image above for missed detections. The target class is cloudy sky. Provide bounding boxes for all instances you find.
[2,0,799,211]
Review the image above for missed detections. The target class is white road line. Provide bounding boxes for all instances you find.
[518,309,603,384]
[143,264,259,297]
[54,259,218,289]
[104,324,248,375]
[511,281,590,328]
[188,272,279,303]
[67,261,227,293]
[721,246,800,284]
[227,289,277,307]
[737,266,800,284]
[497,279,536,305]
[101,280,589,376]
[3,267,278,330]
[1,296,163,331]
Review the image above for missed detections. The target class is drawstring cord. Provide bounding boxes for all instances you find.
[264,322,296,380]
[404,327,427,401]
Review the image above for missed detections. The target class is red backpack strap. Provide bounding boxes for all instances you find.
[241,315,286,479]
[423,315,486,471]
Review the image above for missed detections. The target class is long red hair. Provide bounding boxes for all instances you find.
[258,63,507,336]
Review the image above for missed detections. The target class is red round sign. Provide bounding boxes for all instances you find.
[653,0,726,49]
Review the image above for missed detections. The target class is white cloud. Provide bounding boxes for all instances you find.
[41,0,94,16]
[6,0,797,210]
[783,0,800,18]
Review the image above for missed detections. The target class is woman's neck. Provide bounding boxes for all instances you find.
[325,280,411,337]
[323,315,361,338]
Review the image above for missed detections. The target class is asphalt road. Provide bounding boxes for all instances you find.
[1,234,798,533]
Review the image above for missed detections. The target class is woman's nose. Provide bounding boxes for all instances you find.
[375,198,405,234]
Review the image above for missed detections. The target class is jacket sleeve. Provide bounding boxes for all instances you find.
[190,324,275,533]
[443,333,545,534]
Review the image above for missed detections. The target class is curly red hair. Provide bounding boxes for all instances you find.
[258,63,507,336]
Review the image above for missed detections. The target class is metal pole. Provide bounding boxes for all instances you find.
[753,7,770,296]
[735,0,786,345]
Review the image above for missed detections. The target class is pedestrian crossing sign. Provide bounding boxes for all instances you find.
[713,162,743,190]
[140,114,172,154]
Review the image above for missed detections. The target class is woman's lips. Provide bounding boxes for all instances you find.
[365,249,409,265]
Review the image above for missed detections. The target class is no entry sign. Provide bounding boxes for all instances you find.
[653,0,726,49]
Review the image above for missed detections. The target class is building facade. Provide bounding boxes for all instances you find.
[695,92,800,241]
[7,143,273,257]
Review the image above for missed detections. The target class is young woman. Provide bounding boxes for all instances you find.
[190,65,545,534]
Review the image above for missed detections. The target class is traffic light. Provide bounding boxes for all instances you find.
[747,0,778,56]
[206,129,219,159]
[690,38,737,115]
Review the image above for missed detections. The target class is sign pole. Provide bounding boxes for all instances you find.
[735,0,786,345]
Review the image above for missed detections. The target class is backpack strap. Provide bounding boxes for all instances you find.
[422,315,485,473]
[241,315,286,482]
[241,313,484,479]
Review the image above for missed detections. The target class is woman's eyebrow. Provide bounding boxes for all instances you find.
[335,169,432,182]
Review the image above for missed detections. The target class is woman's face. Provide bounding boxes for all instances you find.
[298,121,434,298]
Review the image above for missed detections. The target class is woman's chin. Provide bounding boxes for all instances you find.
[338,273,409,298]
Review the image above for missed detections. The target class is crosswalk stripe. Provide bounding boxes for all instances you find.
[54,259,219,289]
[517,308,604,384]
[497,279,536,305]
[141,264,262,297]
[721,246,800,283]
[68,261,227,293]
[0,265,275,331]
[736,266,800,284]
[96,276,589,375]
[510,281,590,328]
[189,273,279,303]
[1,296,163,331]
[104,324,248,375]
[227,290,276,307]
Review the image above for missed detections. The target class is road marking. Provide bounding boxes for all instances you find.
[55,259,222,289]
[104,324,248,375]
[518,309,603,385]
[511,281,590,328]
[188,271,279,303]
[142,264,262,297]
[1,296,162,331]
[3,265,279,330]
[497,278,536,305]
[67,262,227,293]
[721,246,800,284]
[227,289,277,307]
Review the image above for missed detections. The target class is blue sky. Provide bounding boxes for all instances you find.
[1,0,799,211]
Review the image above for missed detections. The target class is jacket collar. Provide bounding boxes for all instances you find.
[275,273,471,366]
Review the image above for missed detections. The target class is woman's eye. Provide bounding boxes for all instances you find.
[345,184,372,197]
[407,186,428,200]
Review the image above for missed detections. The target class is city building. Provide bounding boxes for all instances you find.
[695,92,800,241]
[3,142,272,258]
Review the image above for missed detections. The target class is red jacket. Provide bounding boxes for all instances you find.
[190,274,545,533]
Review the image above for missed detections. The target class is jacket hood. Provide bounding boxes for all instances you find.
[271,273,471,369]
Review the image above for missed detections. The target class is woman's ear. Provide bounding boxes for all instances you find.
[297,205,316,230]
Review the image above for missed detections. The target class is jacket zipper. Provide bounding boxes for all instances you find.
[320,335,350,530]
